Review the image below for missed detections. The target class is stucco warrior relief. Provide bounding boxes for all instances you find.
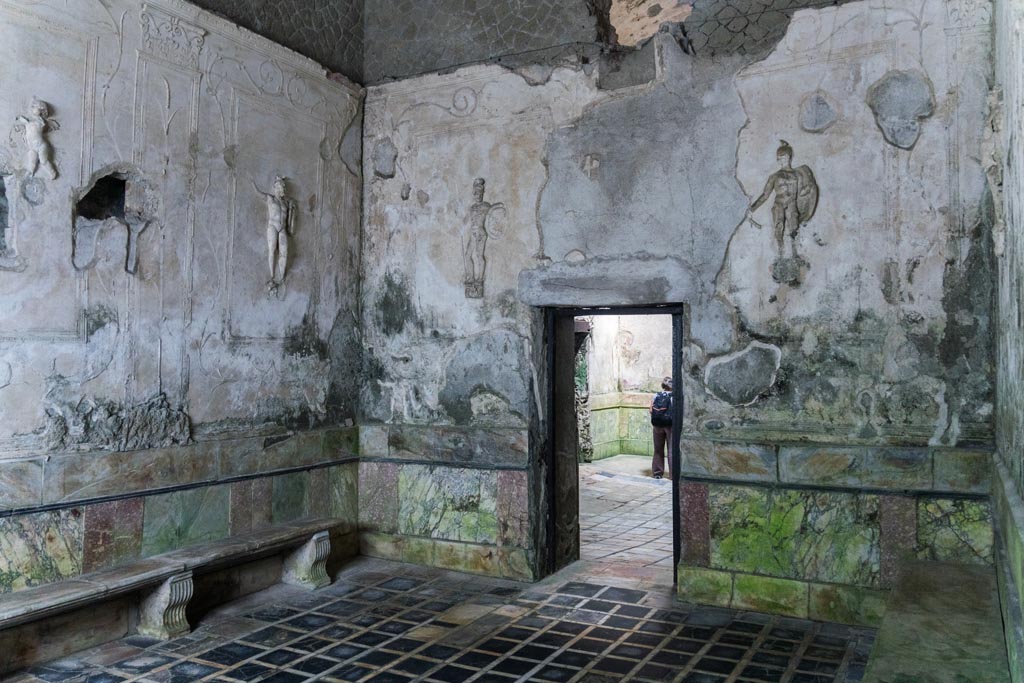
[748,140,818,285]
[463,178,506,299]
[255,176,297,295]
[13,98,59,180]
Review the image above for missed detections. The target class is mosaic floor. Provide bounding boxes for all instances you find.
[7,457,875,683]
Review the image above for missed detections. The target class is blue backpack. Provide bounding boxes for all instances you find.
[651,391,672,427]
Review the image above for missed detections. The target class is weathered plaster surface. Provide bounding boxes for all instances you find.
[0,0,363,458]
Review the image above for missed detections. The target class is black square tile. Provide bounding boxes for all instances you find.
[588,627,625,642]
[289,636,333,654]
[365,672,415,682]
[708,645,746,660]
[359,650,402,667]
[604,615,639,629]
[549,594,585,607]
[751,652,790,668]
[244,627,301,647]
[549,621,589,636]
[114,654,176,673]
[200,643,264,666]
[383,638,423,654]
[568,638,608,654]
[609,643,650,659]
[379,578,425,592]
[616,604,652,619]
[693,657,738,675]
[225,662,274,681]
[598,587,647,604]
[559,582,605,597]
[682,673,727,683]
[393,657,437,675]
[515,643,557,661]
[260,672,307,683]
[680,626,714,640]
[250,606,304,622]
[740,664,785,682]
[492,658,538,676]
[293,656,338,674]
[477,638,519,654]
[324,643,367,661]
[258,650,305,666]
[352,631,391,647]
[454,651,498,669]
[728,621,765,634]
[582,600,617,613]
[552,650,591,668]
[797,659,839,674]
[804,646,844,660]
[635,662,674,681]
[719,632,757,646]
[284,614,334,631]
[625,632,666,648]
[319,624,356,640]
[790,674,832,683]
[651,649,693,666]
[592,657,636,674]
[533,665,576,681]
[428,664,478,682]
[329,664,375,681]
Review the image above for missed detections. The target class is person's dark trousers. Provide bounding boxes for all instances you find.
[652,425,672,477]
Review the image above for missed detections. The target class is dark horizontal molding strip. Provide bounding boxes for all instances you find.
[0,456,360,519]
[680,474,990,500]
[359,456,530,472]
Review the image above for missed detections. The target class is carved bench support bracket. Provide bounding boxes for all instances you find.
[138,571,193,639]
[282,531,331,589]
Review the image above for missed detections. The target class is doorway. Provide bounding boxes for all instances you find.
[544,305,686,583]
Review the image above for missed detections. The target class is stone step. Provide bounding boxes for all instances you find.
[864,560,1010,683]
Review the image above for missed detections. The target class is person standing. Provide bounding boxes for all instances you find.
[650,377,673,479]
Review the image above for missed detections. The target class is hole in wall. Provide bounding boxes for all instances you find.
[76,175,126,221]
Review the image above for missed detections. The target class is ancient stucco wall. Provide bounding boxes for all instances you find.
[362,0,609,83]
[993,0,1024,676]
[361,0,996,603]
[0,0,362,593]
[187,0,364,82]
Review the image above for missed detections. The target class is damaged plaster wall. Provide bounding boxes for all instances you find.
[362,0,994,582]
[0,0,363,591]
[0,0,362,454]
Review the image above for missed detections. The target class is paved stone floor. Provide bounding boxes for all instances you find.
[579,456,673,571]
[7,456,875,683]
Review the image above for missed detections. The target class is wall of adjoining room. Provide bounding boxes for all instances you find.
[359,0,997,620]
[992,0,1024,677]
[0,0,362,594]
[586,314,673,460]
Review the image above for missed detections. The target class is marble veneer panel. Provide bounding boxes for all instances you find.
[141,485,230,556]
[709,484,881,587]
[0,509,84,593]
[358,461,399,533]
[917,498,993,565]
[496,469,529,548]
[328,463,359,533]
[398,465,499,545]
[0,458,45,510]
[82,499,144,572]
[271,472,308,523]
[683,440,777,483]
[384,425,529,467]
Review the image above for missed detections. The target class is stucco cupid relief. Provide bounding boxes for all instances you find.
[254,176,297,295]
[748,140,818,284]
[14,98,59,180]
[463,178,507,299]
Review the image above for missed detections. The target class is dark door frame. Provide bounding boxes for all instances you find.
[544,303,687,584]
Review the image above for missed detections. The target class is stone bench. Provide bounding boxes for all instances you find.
[0,518,338,642]
[863,560,1011,683]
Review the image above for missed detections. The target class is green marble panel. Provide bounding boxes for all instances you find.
[677,567,733,606]
[918,498,993,565]
[590,408,619,445]
[0,509,83,593]
[592,441,621,460]
[272,472,308,523]
[732,573,808,617]
[398,465,498,544]
[710,485,881,587]
[624,407,652,442]
[809,583,888,627]
[141,485,230,556]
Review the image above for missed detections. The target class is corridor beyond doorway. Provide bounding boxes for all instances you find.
[580,455,673,571]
